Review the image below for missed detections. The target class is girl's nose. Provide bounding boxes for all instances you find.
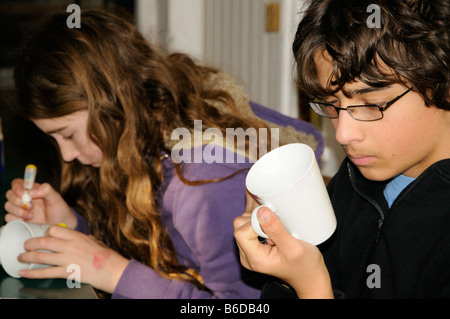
[59,142,80,162]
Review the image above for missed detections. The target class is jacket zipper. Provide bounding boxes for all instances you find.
[347,162,385,244]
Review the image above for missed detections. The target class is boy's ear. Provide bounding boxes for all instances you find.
[424,88,443,107]
[425,88,434,101]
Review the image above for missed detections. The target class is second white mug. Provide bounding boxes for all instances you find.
[0,220,52,278]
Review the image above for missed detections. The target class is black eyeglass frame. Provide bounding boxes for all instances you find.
[309,87,414,122]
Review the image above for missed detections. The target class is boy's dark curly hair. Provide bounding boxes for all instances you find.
[293,0,449,110]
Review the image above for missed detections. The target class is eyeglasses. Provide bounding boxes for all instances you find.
[309,87,413,122]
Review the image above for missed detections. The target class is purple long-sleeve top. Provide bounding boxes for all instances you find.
[74,103,324,298]
[75,147,259,298]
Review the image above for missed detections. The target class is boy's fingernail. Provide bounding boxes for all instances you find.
[258,207,271,223]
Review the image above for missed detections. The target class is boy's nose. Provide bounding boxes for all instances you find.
[333,111,365,146]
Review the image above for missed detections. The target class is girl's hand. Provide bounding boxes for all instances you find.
[18,225,130,294]
[4,179,77,228]
[233,191,334,299]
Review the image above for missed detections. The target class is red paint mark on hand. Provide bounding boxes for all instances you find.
[93,251,110,271]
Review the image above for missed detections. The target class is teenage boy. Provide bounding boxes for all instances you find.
[234,0,450,298]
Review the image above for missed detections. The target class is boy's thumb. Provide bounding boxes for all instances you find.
[257,207,293,248]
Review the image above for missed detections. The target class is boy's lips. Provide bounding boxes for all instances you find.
[347,154,376,166]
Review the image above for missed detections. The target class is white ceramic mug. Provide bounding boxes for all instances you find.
[0,220,51,278]
[246,143,336,246]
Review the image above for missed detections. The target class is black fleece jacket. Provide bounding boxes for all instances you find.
[323,158,450,298]
[261,158,450,299]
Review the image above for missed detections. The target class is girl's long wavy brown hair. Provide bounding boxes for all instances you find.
[14,9,270,289]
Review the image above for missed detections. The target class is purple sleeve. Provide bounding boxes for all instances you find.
[72,208,90,235]
[112,162,261,299]
[113,259,215,299]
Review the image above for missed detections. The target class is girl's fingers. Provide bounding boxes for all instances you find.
[29,183,61,203]
[18,250,62,267]
[4,202,34,221]
[10,179,25,196]
[45,224,77,240]
[19,265,67,280]
[5,188,25,208]
[23,235,67,254]
[22,225,76,255]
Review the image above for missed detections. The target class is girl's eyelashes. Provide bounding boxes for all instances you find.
[62,134,73,141]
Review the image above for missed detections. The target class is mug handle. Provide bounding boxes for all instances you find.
[251,204,276,239]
